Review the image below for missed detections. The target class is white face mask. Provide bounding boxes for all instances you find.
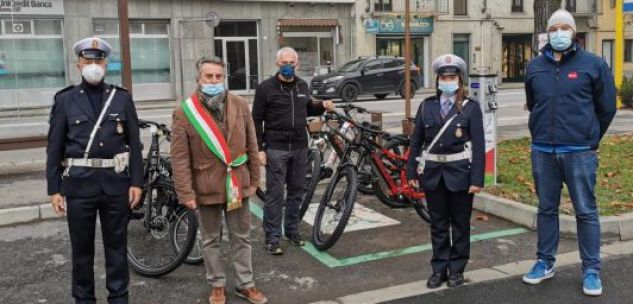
[81,63,105,85]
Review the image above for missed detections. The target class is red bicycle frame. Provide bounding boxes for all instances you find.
[369,145,425,200]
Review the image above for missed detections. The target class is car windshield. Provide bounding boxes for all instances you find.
[337,60,364,73]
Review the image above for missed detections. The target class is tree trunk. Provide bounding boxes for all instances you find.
[533,0,563,55]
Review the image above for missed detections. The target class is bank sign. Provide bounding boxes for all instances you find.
[626,0,633,12]
[0,0,64,15]
[364,15,433,34]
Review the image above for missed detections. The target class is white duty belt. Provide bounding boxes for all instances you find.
[426,141,472,163]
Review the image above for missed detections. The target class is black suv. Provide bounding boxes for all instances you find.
[310,56,421,102]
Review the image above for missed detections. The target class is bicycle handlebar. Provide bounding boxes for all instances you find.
[138,119,171,140]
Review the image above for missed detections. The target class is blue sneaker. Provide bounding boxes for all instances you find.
[582,272,602,296]
[522,259,555,284]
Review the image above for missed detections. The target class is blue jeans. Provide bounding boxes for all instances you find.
[531,150,601,274]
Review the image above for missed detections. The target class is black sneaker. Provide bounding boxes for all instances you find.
[266,243,283,255]
[284,234,305,247]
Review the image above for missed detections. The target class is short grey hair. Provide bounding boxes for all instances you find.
[195,56,225,79]
[276,47,299,62]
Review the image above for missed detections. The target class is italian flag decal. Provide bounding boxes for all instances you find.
[181,94,247,211]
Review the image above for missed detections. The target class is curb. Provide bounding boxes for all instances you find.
[0,203,59,226]
[0,161,45,176]
[474,192,633,241]
[309,239,633,304]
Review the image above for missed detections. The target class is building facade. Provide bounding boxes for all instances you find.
[0,0,355,110]
[354,0,606,88]
[594,0,633,78]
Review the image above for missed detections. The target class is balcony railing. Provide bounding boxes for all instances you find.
[374,0,449,15]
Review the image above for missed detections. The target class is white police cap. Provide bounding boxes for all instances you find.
[432,54,467,76]
[72,37,112,59]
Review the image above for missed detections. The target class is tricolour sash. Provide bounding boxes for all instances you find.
[181,94,247,211]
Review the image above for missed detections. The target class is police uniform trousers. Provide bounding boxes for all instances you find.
[66,190,129,304]
[425,177,474,275]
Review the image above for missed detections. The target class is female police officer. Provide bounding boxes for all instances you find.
[406,54,485,289]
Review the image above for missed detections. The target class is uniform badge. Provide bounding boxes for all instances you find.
[116,122,124,134]
[455,127,463,138]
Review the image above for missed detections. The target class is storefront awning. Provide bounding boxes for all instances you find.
[279,19,339,27]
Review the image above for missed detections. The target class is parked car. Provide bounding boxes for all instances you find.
[310,56,421,102]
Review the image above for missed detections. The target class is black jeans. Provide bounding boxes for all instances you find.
[263,148,308,245]
[424,178,474,274]
[66,192,129,304]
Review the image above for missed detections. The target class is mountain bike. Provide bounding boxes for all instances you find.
[127,120,198,277]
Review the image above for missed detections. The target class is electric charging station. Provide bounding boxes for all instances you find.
[468,73,499,185]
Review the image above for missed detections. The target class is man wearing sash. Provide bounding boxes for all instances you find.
[171,57,267,304]
[46,37,143,304]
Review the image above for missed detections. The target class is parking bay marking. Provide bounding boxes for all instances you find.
[248,203,528,268]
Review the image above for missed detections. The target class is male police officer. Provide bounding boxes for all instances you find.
[46,37,143,304]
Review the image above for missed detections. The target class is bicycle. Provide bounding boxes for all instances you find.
[312,105,430,250]
[127,119,198,277]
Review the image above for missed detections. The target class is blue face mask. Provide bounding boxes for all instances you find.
[200,83,225,97]
[549,30,573,51]
[279,64,295,78]
[438,80,459,96]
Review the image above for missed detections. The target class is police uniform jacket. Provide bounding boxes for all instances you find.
[46,83,144,198]
[406,95,486,192]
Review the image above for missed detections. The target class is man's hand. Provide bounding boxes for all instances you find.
[182,199,197,210]
[468,186,482,194]
[322,100,335,112]
[258,151,267,166]
[50,193,65,216]
[408,179,419,189]
[129,187,142,209]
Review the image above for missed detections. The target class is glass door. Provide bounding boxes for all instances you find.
[214,38,258,93]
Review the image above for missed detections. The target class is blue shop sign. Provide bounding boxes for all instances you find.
[364,15,433,34]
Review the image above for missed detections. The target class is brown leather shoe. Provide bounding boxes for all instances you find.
[234,286,268,304]
[208,287,226,304]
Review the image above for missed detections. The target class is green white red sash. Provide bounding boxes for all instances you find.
[181,94,247,211]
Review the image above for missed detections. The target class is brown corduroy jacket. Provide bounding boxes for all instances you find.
[170,92,261,206]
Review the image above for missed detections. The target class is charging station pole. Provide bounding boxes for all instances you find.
[468,72,499,185]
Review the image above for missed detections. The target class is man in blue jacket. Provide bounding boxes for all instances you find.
[521,10,616,297]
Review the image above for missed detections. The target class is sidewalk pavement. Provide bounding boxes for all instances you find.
[309,240,633,304]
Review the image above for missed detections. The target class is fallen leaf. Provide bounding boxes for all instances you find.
[605,172,617,178]
[516,175,527,183]
[476,215,489,221]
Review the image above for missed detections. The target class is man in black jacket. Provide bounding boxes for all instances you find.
[252,47,334,255]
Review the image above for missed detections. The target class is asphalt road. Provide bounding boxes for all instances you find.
[0,193,585,304]
[384,254,633,304]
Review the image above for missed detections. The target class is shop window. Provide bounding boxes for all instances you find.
[511,0,523,13]
[0,19,65,90]
[454,0,468,15]
[602,39,613,69]
[625,39,633,63]
[565,0,576,12]
[453,34,470,75]
[93,19,171,85]
[374,0,392,12]
[215,21,257,37]
[282,34,334,76]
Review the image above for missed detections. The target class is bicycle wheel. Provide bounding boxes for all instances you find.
[127,180,197,277]
[299,148,322,220]
[171,210,203,264]
[412,197,431,224]
[312,165,358,251]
